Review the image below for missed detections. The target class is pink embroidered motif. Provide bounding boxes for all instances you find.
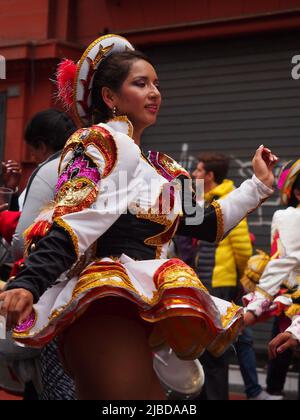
[56,155,100,194]
[14,311,35,333]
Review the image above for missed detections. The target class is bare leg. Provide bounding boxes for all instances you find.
[61,298,166,400]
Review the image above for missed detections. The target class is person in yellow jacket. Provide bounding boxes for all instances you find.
[192,152,271,400]
[193,153,252,294]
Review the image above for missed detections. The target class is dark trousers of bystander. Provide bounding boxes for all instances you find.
[266,317,294,396]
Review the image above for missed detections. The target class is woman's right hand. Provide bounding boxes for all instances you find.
[0,288,34,330]
[252,145,278,189]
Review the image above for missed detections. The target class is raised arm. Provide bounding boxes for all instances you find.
[177,145,276,243]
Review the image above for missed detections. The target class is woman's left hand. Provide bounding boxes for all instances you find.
[268,332,298,359]
[0,288,34,330]
[252,145,279,189]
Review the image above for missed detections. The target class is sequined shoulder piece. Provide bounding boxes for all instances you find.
[146,151,190,181]
[54,125,117,220]
[59,125,118,178]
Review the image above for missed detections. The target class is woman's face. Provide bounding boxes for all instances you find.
[114,59,161,132]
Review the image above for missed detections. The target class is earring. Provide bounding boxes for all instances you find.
[112,106,117,118]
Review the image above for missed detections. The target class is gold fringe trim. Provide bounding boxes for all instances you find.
[211,200,224,243]
[285,304,300,319]
[53,218,79,258]
[291,290,300,301]
[221,302,242,329]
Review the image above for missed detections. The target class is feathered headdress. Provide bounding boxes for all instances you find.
[56,59,77,110]
[56,34,134,127]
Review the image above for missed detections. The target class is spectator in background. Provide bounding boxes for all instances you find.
[0,160,22,281]
[192,152,269,400]
[0,160,22,211]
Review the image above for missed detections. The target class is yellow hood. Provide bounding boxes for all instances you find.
[205,179,235,203]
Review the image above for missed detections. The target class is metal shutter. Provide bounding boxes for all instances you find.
[143,31,300,351]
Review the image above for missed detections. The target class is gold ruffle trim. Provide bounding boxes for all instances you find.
[73,266,206,307]
[208,316,243,358]
[211,200,224,243]
[221,302,242,328]
[14,260,212,339]
[107,116,134,138]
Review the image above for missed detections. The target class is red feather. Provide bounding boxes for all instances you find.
[56,59,77,109]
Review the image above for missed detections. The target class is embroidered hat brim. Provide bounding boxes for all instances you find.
[73,34,135,127]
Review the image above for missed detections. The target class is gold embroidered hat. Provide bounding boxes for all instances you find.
[56,34,134,127]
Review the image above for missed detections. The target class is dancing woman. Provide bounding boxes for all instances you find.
[0,35,276,399]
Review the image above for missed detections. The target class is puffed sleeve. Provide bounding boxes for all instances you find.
[177,174,273,243]
[6,125,142,302]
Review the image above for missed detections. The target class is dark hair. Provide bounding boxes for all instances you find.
[91,50,153,124]
[289,173,300,207]
[197,152,230,184]
[25,109,77,151]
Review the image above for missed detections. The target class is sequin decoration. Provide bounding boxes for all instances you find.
[55,153,100,195]
[24,220,52,255]
[147,151,190,181]
[53,143,100,219]
[153,258,207,292]
[14,311,36,334]
[53,177,99,219]
[59,125,117,178]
